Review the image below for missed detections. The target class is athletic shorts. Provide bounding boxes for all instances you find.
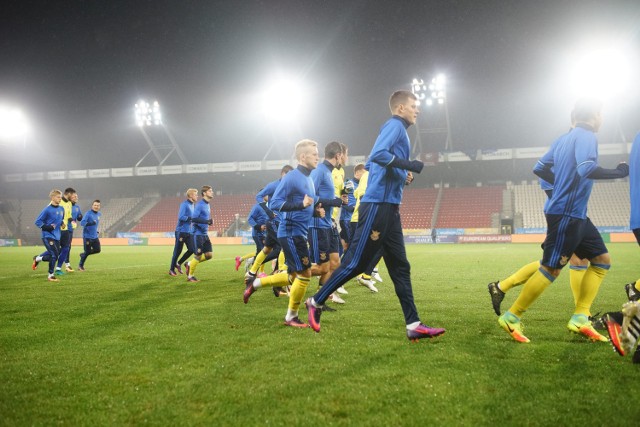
[193,234,212,255]
[264,220,279,248]
[278,236,312,273]
[308,227,338,264]
[541,214,607,269]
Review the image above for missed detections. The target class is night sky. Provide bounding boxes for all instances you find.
[1,0,639,173]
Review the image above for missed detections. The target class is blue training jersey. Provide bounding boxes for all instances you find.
[247,202,270,228]
[340,178,358,222]
[35,203,64,240]
[309,160,339,229]
[630,132,640,230]
[271,165,317,239]
[534,124,601,219]
[71,203,82,230]
[192,199,211,236]
[81,209,101,239]
[257,178,281,222]
[362,115,412,205]
[176,199,195,234]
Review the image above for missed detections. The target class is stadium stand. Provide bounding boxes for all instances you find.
[132,194,255,236]
[399,188,439,228]
[513,181,547,229]
[435,186,504,228]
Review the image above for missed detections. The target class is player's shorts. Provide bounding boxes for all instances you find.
[83,238,101,255]
[278,236,312,273]
[339,219,352,243]
[264,220,279,248]
[309,227,337,264]
[541,214,607,269]
[633,228,640,245]
[59,230,71,247]
[176,231,194,252]
[193,234,213,255]
[252,229,266,252]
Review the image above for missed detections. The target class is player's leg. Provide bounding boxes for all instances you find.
[43,239,61,282]
[64,229,74,271]
[488,260,540,316]
[176,233,194,273]
[55,230,70,275]
[169,231,184,275]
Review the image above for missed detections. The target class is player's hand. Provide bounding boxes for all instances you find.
[207,218,213,225]
[341,194,349,204]
[51,224,56,229]
[405,171,414,185]
[260,224,266,231]
[315,206,325,218]
[303,194,313,207]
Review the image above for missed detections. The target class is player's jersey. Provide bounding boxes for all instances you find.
[176,199,195,234]
[257,178,281,222]
[81,209,101,239]
[331,166,345,221]
[363,116,411,205]
[192,199,211,236]
[630,132,640,230]
[309,160,339,229]
[351,170,369,223]
[340,178,358,222]
[271,165,317,239]
[247,202,270,228]
[71,203,82,230]
[534,124,600,219]
[35,203,64,240]
[59,197,73,231]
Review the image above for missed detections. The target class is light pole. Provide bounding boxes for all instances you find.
[133,99,187,167]
[411,74,453,153]
[0,105,30,150]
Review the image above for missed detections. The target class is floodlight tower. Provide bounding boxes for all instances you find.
[411,74,453,154]
[0,105,30,150]
[133,100,187,167]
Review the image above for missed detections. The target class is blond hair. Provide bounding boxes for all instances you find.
[295,139,318,161]
[186,188,198,197]
[49,189,62,198]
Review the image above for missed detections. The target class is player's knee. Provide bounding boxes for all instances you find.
[205,253,213,260]
[94,248,101,254]
[591,253,610,266]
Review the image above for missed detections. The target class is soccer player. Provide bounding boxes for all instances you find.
[339,163,364,251]
[185,185,214,282]
[496,98,629,343]
[305,90,446,341]
[169,188,197,276]
[32,189,65,282]
[78,199,102,270]
[235,199,270,273]
[244,139,322,327]
[308,141,349,304]
[244,165,293,282]
[54,187,77,275]
[623,131,640,302]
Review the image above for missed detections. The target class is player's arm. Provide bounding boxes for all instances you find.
[178,202,191,222]
[370,123,424,174]
[574,135,629,179]
[35,208,55,230]
[533,146,556,184]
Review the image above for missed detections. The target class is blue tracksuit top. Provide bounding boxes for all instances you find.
[340,178,358,222]
[247,202,270,228]
[35,203,64,240]
[630,132,640,230]
[71,203,82,230]
[534,124,601,219]
[192,199,211,236]
[175,199,195,234]
[271,165,317,239]
[256,178,281,222]
[309,160,341,229]
[362,115,412,205]
[81,209,101,239]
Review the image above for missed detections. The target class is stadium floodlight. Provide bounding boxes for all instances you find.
[413,75,446,106]
[0,105,30,148]
[567,45,634,101]
[259,73,309,122]
[411,78,428,105]
[134,100,162,127]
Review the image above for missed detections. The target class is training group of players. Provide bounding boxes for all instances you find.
[31,90,640,358]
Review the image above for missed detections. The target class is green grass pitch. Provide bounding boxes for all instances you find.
[1,243,639,425]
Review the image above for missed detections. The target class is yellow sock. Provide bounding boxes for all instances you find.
[256,272,289,288]
[634,280,640,292]
[189,256,202,275]
[574,264,609,316]
[361,273,371,280]
[569,265,588,308]
[509,268,555,317]
[499,261,539,292]
[249,250,268,275]
[259,264,265,273]
[241,252,255,261]
[288,276,310,312]
[278,251,287,272]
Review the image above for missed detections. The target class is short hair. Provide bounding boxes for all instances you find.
[92,199,101,204]
[201,185,212,196]
[64,187,76,195]
[185,188,198,197]
[573,98,603,122]
[281,165,294,175]
[389,90,417,112]
[354,163,365,174]
[49,189,62,198]
[340,142,348,155]
[325,141,343,159]
[295,139,318,160]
